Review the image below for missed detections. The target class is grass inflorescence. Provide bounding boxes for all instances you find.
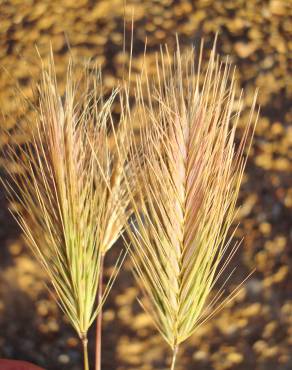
[1,37,258,370]
[125,41,258,368]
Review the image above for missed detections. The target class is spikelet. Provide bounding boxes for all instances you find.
[125,41,258,352]
[89,96,133,256]
[2,56,119,344]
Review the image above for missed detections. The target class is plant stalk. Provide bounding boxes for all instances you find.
[170,345,179,370]
[95,254,104,370]
[82,336,89,370]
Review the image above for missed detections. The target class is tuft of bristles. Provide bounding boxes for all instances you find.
[2,56,127,344]
[125,41,258,352]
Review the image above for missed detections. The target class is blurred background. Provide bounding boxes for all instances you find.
[0,0,291,369]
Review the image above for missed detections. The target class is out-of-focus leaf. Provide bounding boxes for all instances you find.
[0,359,44,370]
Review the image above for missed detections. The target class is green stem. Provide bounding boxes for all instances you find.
[170,345,179,370]
[82,336,89,370]
[95,254,104,370]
